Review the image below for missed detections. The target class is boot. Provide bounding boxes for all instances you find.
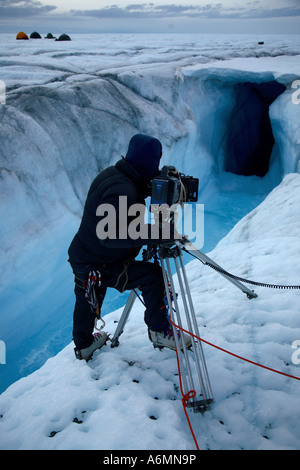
[149,325,192,351]
[74,331,108,361]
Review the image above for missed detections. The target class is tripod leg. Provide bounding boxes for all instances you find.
[174,256,210,403]
[160,257,190,397]
[162,252,214,412]
[183,241,257,299]
[110,290,137,348]
[178,251,214,402]
[165,258,197,397]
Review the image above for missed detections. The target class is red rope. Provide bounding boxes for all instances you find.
[170,315,299,450]
[169,316,300,381]
[173,343,200,450]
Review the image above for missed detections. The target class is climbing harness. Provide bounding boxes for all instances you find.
[84,270,106,331]
[85,271,102,312]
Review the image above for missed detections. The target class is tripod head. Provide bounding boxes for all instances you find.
[142,238,190,264]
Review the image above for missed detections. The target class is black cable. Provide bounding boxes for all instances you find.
[184,248,300,290]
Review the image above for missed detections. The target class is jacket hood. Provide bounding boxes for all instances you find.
[124,134,162,183]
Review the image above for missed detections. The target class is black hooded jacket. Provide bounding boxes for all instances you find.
[68,135,162,267]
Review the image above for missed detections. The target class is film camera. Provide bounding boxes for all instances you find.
[150,166,199,206]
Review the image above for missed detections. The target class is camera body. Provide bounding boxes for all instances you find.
[151,166,199,206]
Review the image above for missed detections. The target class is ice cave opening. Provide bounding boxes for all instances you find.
[224,80,286,177]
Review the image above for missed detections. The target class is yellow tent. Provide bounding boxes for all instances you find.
[16,32,29,40]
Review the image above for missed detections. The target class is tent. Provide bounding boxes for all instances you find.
[16,32,29,40]
[45,33,55,39]
[55,34,71,41]
[30,31,42,39]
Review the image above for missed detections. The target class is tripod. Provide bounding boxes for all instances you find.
[110,239,257,413]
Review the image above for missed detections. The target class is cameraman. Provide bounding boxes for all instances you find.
[68,134,191,361]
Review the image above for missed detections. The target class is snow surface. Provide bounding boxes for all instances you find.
[0,33,300,450]
[0,173,299,451]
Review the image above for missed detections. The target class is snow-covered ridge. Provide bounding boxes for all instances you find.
[0,173,299,450]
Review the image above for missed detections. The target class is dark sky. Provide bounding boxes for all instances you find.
[1,0,300,34]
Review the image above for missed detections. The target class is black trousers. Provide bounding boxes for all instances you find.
[71,260,168,349]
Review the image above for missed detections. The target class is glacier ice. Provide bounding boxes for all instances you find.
[0,33,299,395]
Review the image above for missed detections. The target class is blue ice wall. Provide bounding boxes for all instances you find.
[225,81,286,177]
